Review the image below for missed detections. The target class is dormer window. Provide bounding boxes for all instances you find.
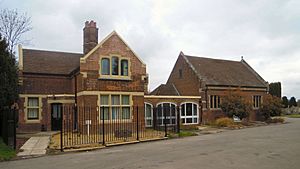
[99,55,131,80]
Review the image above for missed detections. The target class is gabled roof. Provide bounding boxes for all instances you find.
[181,52,268,88]
[150,83,180,96]
[22,48,82,75]
[80,31,146,66]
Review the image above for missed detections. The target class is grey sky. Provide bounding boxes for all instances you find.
[1,0,299,99]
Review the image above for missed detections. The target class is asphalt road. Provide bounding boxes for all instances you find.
[1,118,300,169]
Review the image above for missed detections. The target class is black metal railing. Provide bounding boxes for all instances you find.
[60,105,180,151]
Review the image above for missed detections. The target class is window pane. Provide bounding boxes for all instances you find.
[28,98,38,107]
[163,103,170,117]
[186,103,192,116]
[112,107,119,119]
[100,95,109,105]
[193,104,197,116]
[157,105,162,118]
[217,96,220,108]
[186,118,192,123]
[145,104,152,118]
[101,58,110,75]
[181,104,185,116]
[52,105,58,118]
[210,96,213,108]
[181,118,185,124]
[171,104,176,116]
[122,95,130,105]
[112,56,119,75]
[146,120,152,126]
[100,107,109,120]
[28,108,38,119]
[122,107,130,119]
[214,96,217,108]
[193,118,197,123]
[111,95,120,105]
[121,60,128,76]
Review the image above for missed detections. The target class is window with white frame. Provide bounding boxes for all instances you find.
[27,97,39,120]
[100,94,131,120]
[210,95,221,109]
[157,103,176,126]
[100,56,130,78]
[253,95,262,108]
[144,103,153,127]
[181,103,198,124]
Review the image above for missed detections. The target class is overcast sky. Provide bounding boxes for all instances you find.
[1,0,299,99]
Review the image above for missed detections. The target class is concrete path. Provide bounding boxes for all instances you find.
[17,136,49,156]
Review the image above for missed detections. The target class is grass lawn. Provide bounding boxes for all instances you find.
[284,114,300,118]
[0,137,16,161]
[178,130,198,137]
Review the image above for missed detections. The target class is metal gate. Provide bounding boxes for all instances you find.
[60,105,179,151]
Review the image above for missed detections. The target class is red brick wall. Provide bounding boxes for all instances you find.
[167,55,201,96]
[80,33,146,93]
[202,88,268,123]
[17,98,50,133]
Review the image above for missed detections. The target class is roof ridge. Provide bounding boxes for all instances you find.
[23,48,83,55]
[184,54,240,63]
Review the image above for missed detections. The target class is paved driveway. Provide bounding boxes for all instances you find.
[1,118,300,169]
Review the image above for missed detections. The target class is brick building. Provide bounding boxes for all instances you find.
[18,21,150,132]
[17,20,268,133]
[150,52,269,123]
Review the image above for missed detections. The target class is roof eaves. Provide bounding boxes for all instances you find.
[241,59,269,88]
[181,53,203,81]
[80,30,146,67]
[171,83,180,96]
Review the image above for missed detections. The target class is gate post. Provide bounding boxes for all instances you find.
[136,106,139,140]
[13,108,16,150]
[60,106,63,152]
[177,106,180,133]
[102,106,105,146]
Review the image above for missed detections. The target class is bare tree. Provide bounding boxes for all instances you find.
[0,9,32,56]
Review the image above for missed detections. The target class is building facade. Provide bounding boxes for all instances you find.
[17,20,268,133]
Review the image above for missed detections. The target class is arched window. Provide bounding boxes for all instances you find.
[121,59,128,76]
[101,58,110,75]
[112,56,119,75]
[144,103,153,127]
[157,103,176,126]
[181,102,198,124]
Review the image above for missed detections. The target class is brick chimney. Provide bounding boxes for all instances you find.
[83,20,98,54]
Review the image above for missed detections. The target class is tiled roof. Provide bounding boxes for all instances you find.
[150,83,180,96]
[182,53,268,88]
[23,49,82,75]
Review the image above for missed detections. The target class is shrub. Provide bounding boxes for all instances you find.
[220,89,252,120]
[260,95,283,120]
[215,117,234,127]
